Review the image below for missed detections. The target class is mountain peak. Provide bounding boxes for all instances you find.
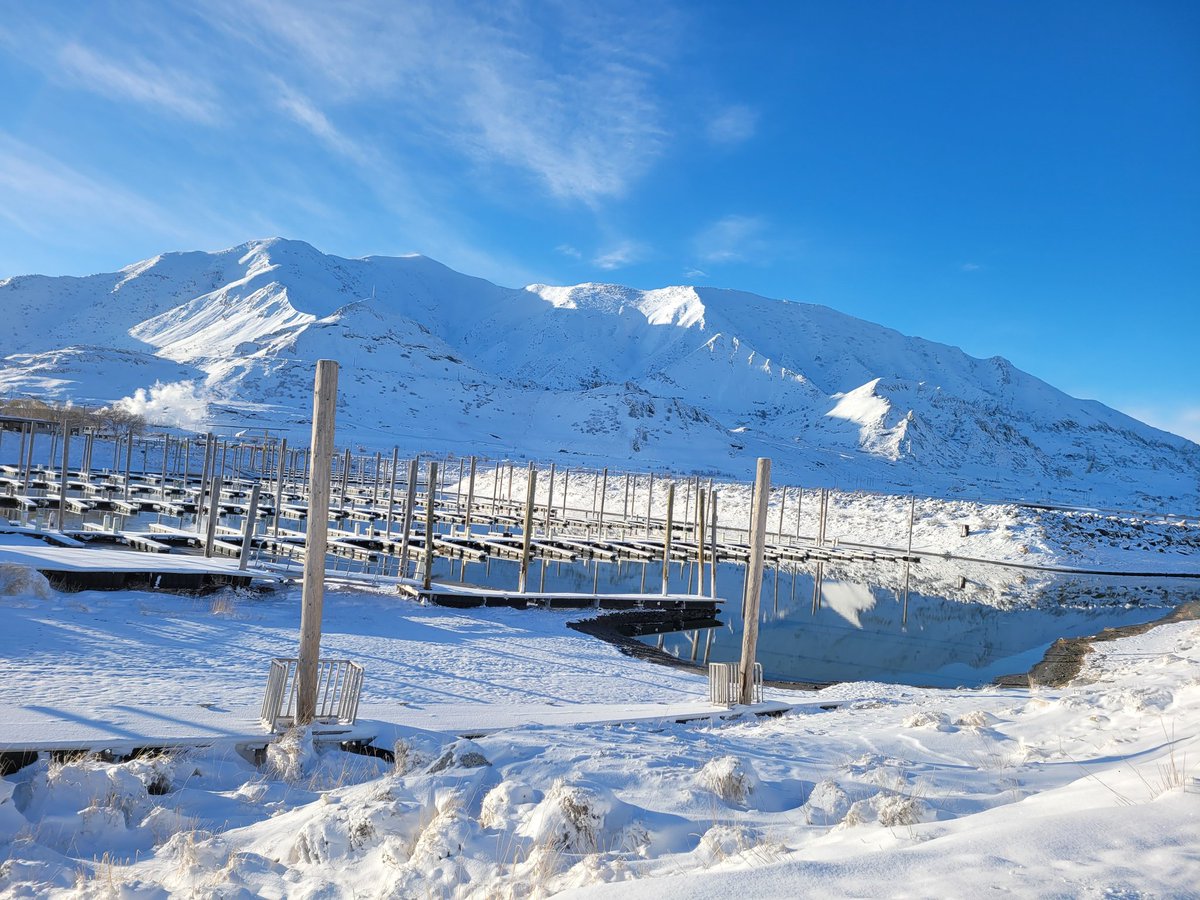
[2,238,1196,508]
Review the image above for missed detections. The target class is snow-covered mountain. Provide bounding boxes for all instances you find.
[2,237,1197,508]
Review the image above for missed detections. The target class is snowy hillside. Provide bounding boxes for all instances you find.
[2,237,1197,508]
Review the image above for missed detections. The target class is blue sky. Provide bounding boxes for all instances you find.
[2,1,1197,441]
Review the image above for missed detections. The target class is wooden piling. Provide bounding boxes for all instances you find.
[464,456,477,536]
[423,460,437,591]
[203,475,223,558]
[57,420,69,528]
[338,448,351,511]
[274,437,288,537]
[398,457,418,579]
[384,447,399,537]
[598,467,608,530]
[518,463,537,593]
[738,457,771,705]
[239,483,261,570]
[661,482,674,596]
[297,359,339,725]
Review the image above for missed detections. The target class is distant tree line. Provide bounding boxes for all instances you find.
[0,397,146,437]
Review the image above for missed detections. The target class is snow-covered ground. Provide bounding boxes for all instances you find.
[2,565,1198,897]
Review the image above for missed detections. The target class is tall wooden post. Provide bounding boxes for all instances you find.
[160,435,170,496]
[661,482,675,596]
[906,494,916,558]
[544,462,556,533]
[464,457,477,536]
[384,447,399,537]
[422,461,437,591]
[518,464,537,593]
[57,420,69,529]
[598,467,608,532]
[274,437,288,537]
[239,483,261,570]
[123,432,134,502]
[738,457,771,705]
[709,488,719,599]
[372,451,383,508]
[297,359,338,725]
[196,435,213,533]
[203,475,223,557]
[338,448,351,512]
[398,457,419,579]
[696,489,707,597]
[645,473,654,537]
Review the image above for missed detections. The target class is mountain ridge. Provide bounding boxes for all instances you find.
[2,237,1196,509]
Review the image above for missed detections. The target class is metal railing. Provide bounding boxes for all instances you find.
[708,661,763,707]
[261,657,364,731]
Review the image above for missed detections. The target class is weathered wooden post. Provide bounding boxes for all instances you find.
[372,451,383,508]
[645,472,654,537]
[709,488,718,599]
[906,494,916,558]
[544,462,556,533]
[57,419,69,529]
[384,447,399,537]
[196,434,213,534]
[661,482,675,596]
[464,456,477,535]
[297,359,339,725]
[122,432,133,503]
[160,435,170,496]
[518,463,537,593]
[203,475,223,557]
[239,482,261,570]
[422,460,437,591]
[696,489,707,597]
[777,485,787,540]
[598,467,608,533]
[273,437,288,537]
[398,457,418,579]
[338,448,351,512]
[738,457,771,705]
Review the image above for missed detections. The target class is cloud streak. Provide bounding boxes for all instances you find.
[215,0,673,204]
[706,104,758,146]
[692,214,770,264]
[56,41,222,124]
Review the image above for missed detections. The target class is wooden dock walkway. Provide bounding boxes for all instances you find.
[2,438,924,599]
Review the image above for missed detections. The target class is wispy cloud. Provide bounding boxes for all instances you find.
[556,244,582,259]
[273,81,371,167]
[0,134,178,239]
[693,214,771,264]
[217,0,673,204]
[55,41,221,124]
[683,267,707,280]
[593,240,644,270]
[706,104,758,146]
[960,262,982,272]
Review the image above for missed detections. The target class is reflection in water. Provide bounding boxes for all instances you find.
[44,502,1198,689]
[434,553,1195,689]
[656,562,1197,688]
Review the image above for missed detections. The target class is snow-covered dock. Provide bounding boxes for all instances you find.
[399,579,724,611]
[0,538,279,590]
